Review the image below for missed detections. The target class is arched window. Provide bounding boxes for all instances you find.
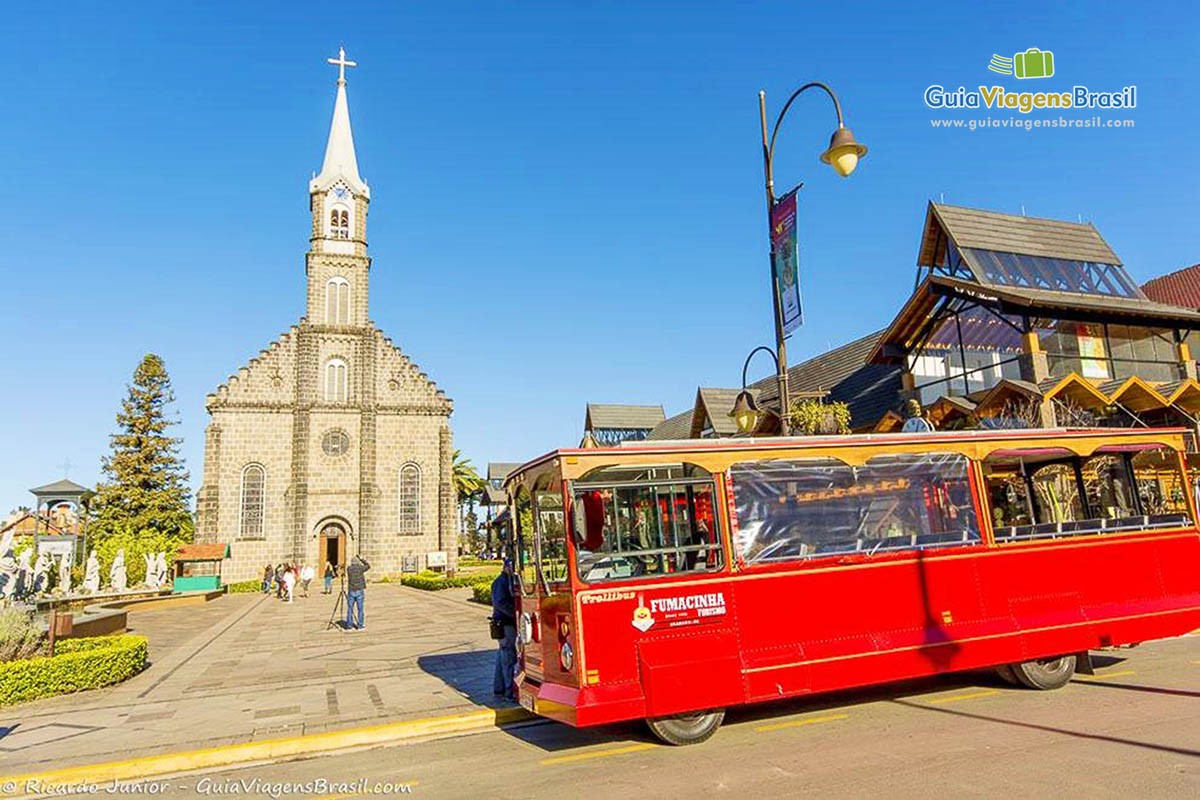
[325,277,350,325]
[329,206,350,239]
[399,464,421,533]
[325,358,348,402]
[239,464,265,539]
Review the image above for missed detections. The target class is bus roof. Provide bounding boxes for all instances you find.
[503,427,1191,489]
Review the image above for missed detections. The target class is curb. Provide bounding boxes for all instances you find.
[0,706,536,793]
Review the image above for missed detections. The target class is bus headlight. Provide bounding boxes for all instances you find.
[559,641,574,672]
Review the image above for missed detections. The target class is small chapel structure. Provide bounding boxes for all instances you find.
[195,49,456,580]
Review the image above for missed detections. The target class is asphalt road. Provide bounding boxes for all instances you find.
[146,634,1200,798]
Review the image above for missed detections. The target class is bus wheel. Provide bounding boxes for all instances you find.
[1010,655,1076,690]
[995,664,1020,686]
[645,709,725,746]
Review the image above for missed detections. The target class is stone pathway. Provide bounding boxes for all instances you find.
[0,584,505,773]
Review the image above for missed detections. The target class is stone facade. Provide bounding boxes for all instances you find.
[195,67,455,581]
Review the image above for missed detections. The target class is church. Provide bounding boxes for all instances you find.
[196,50,456,581]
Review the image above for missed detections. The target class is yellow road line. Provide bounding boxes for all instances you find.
[925,689,1001,705]
[754,713,849,732]
[1076,669,1136,681]
[540,742,658,766]
[0,709,531,790]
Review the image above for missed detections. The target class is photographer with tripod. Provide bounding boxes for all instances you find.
[344,553,370,630]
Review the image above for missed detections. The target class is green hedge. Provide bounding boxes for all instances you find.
[458,558,503,568]
[0,635,148,706]
[471,583,492,604]
[225,579,262,594]
[401,571,499,591]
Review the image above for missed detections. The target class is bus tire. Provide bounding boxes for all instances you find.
[995,664,1020,686]
[1010,654,1076,690]
[645,709,725,746]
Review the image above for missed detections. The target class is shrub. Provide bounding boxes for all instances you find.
[401,571,499,591]
[0,634,148,705]
[459,558,503,568]
[0,609,46,662]
[790,399,851,436]
[225,579,261,594]
[471,583,492,604]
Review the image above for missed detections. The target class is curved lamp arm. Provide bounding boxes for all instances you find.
[741,345,780,389]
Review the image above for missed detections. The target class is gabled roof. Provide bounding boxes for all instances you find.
[646,409,694,441]
[487,462,521,482]
[918,203,1120,266]
[691,388,750,437]
[752,330,906,430]
[872,275,1200,365]
[176,543,230,562]
[0,512,76,538]
[1142,264,1200,310]
[481,485,508,505]
[30,478,89,496]
[584,403,666,432]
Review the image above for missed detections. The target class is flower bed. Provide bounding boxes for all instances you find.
[0,634,148,705]
[400,571,498,591]
[225,579,262,594]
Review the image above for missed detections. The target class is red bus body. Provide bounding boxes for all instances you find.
[507,429,1200,728]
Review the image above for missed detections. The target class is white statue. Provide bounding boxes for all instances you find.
[15,549,34,599]
[0,530,17,600]
[142,552,156,588]
[32,552,51,595]
[57,553,72,595]
[110,548,127,592]
[156,551,169,588]
[83,549,101,594]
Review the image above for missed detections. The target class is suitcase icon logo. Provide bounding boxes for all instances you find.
[988,48,1055,79]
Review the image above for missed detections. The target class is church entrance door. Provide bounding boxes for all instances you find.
[319,522,348,568]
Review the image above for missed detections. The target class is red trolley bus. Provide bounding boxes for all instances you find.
[504,427,1200,744]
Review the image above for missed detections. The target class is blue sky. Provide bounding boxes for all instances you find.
[2,1,1198,509]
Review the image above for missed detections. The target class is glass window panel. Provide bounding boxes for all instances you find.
[239,465,265,539]
[1132,447,1192,525]
[730,453,980,564]
[514,488,536,595]
[1029,463,1085,523]
[962,248,1140,298]
[574,481,722,583]
[1081,454,1137,520]
[535,489,567,586]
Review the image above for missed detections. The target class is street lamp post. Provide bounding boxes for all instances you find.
[758,82,867,435]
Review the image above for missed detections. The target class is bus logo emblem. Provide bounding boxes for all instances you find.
[632,596,655,632]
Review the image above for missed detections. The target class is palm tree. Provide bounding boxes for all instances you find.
[452,450,485,503]
[452,450,485,543]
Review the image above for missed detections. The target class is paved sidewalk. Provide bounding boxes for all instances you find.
[0,584,507,773]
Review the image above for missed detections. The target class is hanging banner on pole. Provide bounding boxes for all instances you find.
[772,189,803,336]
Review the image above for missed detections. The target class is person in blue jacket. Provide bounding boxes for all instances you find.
[491,559,517,701]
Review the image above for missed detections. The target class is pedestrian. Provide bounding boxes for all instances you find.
[274,563,284,599]
[323,561,334,594]
[283,564,295,603]
[300,563,314,597]
[491,559,517,702]
[344,553,369,630]
[261,564,272,594]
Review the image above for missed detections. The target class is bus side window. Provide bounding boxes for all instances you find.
[1130,447,1192,525]
[572,480,724,583]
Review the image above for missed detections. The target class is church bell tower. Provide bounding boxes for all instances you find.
[307,46,371,329]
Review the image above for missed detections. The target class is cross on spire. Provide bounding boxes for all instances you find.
[58,457,75,477]
[327,46,357,84]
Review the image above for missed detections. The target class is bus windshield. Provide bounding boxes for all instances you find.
[572,464,723,583]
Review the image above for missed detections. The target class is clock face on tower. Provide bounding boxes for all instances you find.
[332,184,349,201]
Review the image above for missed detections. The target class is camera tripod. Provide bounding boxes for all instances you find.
[326,569,347,631]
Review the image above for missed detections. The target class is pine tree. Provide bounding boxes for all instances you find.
[90,354,193,546]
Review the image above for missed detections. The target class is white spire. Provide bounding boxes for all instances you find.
[310,46,369,198]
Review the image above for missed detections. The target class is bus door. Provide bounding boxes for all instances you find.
[571,466,743,719]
